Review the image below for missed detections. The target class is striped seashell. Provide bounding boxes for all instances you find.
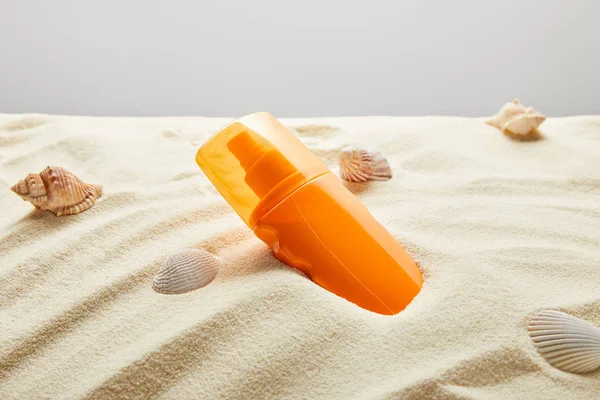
[486,98,546,136]
[152,249,219,294]
[338,147,392,182]
[528,310,600,374]
[11,166,103,216]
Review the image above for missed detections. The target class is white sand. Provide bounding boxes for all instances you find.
[0,114,599,399]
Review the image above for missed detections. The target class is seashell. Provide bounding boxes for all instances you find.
[486,98,546,136]
[152,249,219,294]
[11,166,103,216]
[528,310,600,374]
[338,147,392,182]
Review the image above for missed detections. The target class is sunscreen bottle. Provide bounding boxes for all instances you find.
[196,112,422,314]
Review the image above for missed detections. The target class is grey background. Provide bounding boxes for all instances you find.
[1,0,599,117]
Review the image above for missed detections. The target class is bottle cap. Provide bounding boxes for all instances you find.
[196,112,330,228]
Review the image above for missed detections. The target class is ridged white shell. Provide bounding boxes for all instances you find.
[486,98,546,136]
[528,310,600,374]
[11,166,102,216]
[152,249,219,294]
[338,147,392,182]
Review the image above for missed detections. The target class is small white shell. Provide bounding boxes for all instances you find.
[152,249,219,294]
[486,99,546,136]
[528,310,600,374]
[338,147,392,182]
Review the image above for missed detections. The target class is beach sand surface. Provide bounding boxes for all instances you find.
[1,114,599,399]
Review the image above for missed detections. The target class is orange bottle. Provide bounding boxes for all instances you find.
[196,112,422,315]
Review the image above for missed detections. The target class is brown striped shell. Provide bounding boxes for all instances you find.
[338,147,393,182]
[11,166,103,216]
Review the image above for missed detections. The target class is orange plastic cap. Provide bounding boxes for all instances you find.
[196,112,330,228]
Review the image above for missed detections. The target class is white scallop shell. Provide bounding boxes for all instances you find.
[338,147,392,182]
[528,310,600,374]
[152,249,219,294]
